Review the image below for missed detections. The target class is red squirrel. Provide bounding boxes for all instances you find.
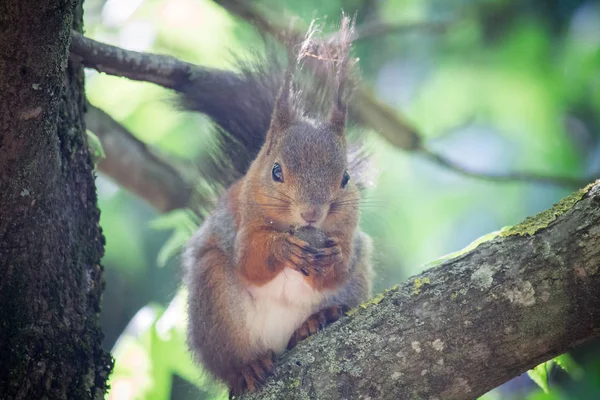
[181,16,373,396]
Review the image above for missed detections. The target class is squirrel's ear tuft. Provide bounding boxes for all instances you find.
[265,29,302,153]
[294,15,356,136]
[265,69,294,155]
[326,14,356,136]
[268,69,294,134]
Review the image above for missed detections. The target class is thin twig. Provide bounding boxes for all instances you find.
[350,20,453,42]
[420,148,594,188]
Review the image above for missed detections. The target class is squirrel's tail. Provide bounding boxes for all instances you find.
[174,51,283,187]
[172,20,375,194]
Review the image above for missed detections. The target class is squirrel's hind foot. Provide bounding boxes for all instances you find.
[228,351,276,398]
[287,304,350,350]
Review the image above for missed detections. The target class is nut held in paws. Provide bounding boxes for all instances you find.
[292,226,329,248]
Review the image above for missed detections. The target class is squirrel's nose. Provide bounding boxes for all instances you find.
[301,206,323,224]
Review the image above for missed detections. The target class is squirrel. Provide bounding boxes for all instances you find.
[180,16,374,396]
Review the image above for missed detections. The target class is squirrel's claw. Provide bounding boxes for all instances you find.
[287,305,349,350]
[313,245,342,273]
[277,232,343,277]
[229,351,276,397]
[324,238,338,248]
[286,234,320,254]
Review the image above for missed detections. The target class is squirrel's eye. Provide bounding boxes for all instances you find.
[272,162,284,183]
[341,170,350,188]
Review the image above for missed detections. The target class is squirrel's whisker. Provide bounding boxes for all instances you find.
[261,194,291,204]
[271,189,296,203]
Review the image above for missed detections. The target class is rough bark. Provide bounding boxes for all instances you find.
[238,182,600,400]
[0,1,112,399]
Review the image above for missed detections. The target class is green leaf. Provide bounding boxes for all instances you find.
[554,353,584,381]
[525,389,562,400]
[150,209,200,267]
[86,129,105,165]
[156,228,192,267]
[107,289,228,400]
[528,360,554,393]
[149,209,199,232]
[108,304,166,400]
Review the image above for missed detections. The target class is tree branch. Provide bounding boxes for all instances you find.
[344,19,454,42]
[70,31,196,89]
[239,181,600,399]
[85,103,193,212]
[71,29,596,191]
[69,28,422,152]
[419,148,592,188]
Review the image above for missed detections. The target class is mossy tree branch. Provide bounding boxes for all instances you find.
[238,182,600,400]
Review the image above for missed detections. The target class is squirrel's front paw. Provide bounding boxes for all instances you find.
[310,242,342,276]
[283,235,341,276]
[313,238,342,273]
[228,351,276,398]
[278,234,317,275]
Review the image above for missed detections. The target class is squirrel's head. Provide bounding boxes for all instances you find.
[249,117,358,232]
[245,16,360,233]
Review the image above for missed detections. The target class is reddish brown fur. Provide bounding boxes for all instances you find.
[233,160,357,291]
[184,15,373,397]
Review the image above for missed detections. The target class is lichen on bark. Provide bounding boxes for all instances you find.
[500,181,596,237]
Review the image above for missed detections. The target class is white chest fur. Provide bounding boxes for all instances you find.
[245,268,325,354]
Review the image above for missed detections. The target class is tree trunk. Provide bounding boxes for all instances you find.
[0,1,112,399]
[240,183,600,400]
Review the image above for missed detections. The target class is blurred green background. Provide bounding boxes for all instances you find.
[82,0,600,399]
